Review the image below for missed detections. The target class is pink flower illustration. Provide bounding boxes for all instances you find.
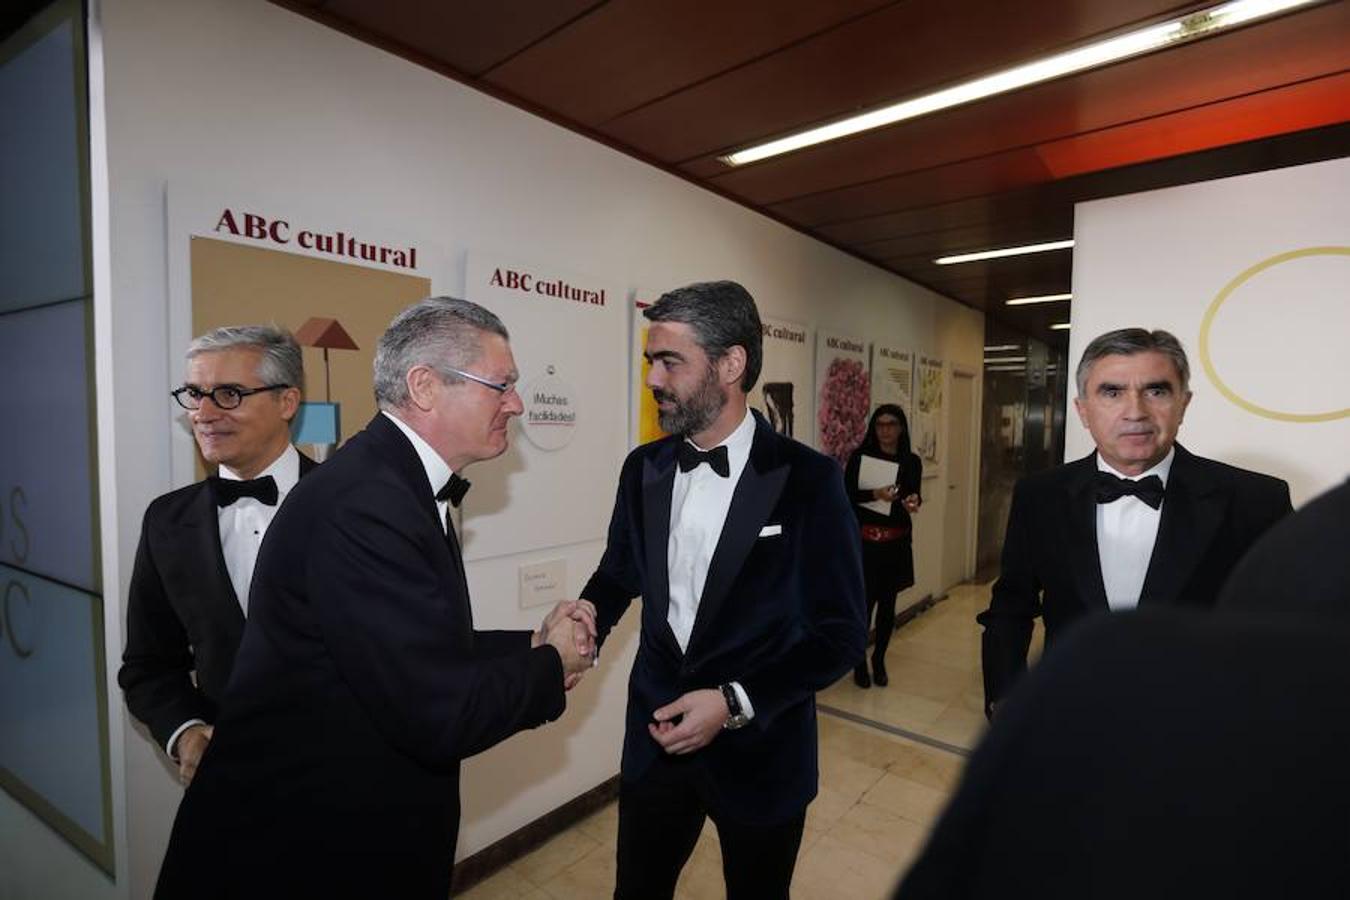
[818,357,869,466]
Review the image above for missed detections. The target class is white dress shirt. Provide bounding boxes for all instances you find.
[170,444,301,756]
[1096,448,1175,611]
[217,444,301,614]
[667,408,756,719]
[383,411,453,534]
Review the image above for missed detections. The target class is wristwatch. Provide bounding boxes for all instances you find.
[719,683,750,730]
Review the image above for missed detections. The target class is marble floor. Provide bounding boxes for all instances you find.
[458,712,964,900]
[817,580,1034,751]
[459,582,1028,899]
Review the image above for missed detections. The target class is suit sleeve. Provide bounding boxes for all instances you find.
[975,477,1040,716]
[905,453,923,501]
[306,486,565,768]
[580,454,643,646]
[738,464,867,727]
[118,512,214,751]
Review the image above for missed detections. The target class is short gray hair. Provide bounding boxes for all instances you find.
[187,325,304,394]
[373,296,509,410]
[1075,328,1190,397]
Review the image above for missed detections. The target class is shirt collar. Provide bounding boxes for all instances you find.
[1097,445,1175,487]
[382,411,453,498]
[219,444,301,498]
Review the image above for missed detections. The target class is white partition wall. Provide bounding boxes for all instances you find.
[1070,156,1350,505]
[0,0,985,895]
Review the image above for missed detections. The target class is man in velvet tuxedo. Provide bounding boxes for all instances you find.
[977,328,1291,716]
[582,281,867,899]
[155,298,596,899]
[120,325,314,786]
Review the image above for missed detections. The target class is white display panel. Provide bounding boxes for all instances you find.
[462,252,627,560]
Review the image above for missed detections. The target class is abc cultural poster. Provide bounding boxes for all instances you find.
[871,343,916,422]
[915,354,945,468]
[815,330,870,466]
[749,316,813,445]
[631,288,667,447]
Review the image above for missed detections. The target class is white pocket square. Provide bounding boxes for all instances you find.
[758,524,783,537]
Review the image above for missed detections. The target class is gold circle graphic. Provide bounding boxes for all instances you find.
[1198,246,1350,423]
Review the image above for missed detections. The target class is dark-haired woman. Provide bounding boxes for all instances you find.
[844,404,922,688]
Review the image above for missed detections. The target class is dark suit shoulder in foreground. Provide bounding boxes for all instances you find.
[898,610,1350,900]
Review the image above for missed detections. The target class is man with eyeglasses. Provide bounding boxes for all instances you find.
[119,324,315,788]
[155,297,596,899]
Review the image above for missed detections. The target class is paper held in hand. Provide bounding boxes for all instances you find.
[857,454,899,516]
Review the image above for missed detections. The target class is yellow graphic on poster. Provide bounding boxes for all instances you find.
[190,236,430,472]
[631,293,668,446]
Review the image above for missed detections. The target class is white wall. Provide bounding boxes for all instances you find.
[1070,156,1350,504]
[0,0,984,896]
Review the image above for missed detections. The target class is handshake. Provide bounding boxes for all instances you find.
[533,599,599,690]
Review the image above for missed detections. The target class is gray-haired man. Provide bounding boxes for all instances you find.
[120,325,315,785]
[155,297,595,899]
[977,327,1291,717]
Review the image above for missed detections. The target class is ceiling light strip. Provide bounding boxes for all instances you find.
[1006,293,1072,306]
[720,0,1320,166]
[936,239,1074,265]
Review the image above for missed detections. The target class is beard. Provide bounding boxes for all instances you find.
[653,365,726,436]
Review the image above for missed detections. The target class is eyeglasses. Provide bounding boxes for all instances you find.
[172,383,290,410]
[444,366,517,396]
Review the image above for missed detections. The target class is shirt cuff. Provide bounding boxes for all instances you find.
[730,681,755,721]
[166,718,208,760]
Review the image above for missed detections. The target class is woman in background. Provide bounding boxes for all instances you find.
[844,404,922,687]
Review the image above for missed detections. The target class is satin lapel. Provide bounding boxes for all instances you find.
[1061,457,1109,610]
[641,450,681,655]
[179,483,245,627]
[365,414,472,622]
[686,426,788,655]
[1139,446,1225,606]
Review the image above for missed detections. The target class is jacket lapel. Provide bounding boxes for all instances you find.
[685,415,788,655]
[641,447,682,655]
[178,482,246,627]
[1061,454,1109,610]
[1139,445,1225,606]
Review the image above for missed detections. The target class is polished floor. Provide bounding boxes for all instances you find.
[460,582,1023,899]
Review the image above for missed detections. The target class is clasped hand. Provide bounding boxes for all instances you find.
[534,599,598,689]
[648,688,729,755]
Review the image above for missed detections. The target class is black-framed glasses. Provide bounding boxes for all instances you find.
[444,366,517,396]
[172,383,290,410]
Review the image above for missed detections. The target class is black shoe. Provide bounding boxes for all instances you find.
[872,659,889,687]
[853,664,871,688]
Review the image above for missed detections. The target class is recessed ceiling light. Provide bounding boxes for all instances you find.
[936,239,1074,265]
[1007,293,1073,306]
[719,0,1321,166]
[1050,322,1072,331]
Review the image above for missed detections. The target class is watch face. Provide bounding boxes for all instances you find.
[725,714,750,731]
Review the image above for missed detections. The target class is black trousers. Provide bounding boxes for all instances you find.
[614,760,806,900]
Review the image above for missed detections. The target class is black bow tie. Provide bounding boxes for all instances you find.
[209,475,278,508]
[436,473,471,507]
[676,441,730,478]
[1094,471,1165,510]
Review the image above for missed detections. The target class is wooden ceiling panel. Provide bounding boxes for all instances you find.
[597,0,1202,162]
[316,0,604,76]
[770,148,1059,227]
[701,2,1350,205]
[281,0,1350,339]
[482,0,893,126]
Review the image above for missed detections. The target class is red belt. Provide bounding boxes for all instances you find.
[861,524,909,543]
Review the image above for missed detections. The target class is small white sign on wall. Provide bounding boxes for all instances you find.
[518,558,567,610]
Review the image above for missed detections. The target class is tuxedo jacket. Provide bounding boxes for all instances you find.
[977,443,1290,714]
[156,414,566,899]
[1219,477,1350,619]
[581,411,867,826]
[118,451,317,750]
[896,611,1350,900]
